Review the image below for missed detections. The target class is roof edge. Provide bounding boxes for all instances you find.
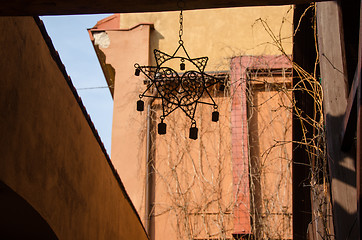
[89,22,154,33]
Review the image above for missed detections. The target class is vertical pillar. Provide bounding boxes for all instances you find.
[356,4,362,239]
[230,57,252,238]
[317,1,358,239]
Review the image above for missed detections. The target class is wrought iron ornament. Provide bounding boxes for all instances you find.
[134,6,224,140]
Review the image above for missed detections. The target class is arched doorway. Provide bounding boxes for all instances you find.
[0,181,58,240]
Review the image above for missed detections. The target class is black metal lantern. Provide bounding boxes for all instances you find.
[134,6,223,140]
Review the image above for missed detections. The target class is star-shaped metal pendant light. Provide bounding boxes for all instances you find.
[134,6,225,140]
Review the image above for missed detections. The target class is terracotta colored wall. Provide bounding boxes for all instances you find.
[230,57,252,235]
[91,20,235,238]
[90,24,152,224]
[0,17,148,240]
[153,95,233,239]
[248,77,292,239]
[231,55,292,238]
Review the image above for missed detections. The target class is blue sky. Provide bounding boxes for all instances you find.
[41,14,113,154]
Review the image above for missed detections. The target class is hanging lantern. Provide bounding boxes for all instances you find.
[189,122,198,140]
[212,111,219,122]
[136,99,144,111]
[158,117,167,135]
[134,3,223,140]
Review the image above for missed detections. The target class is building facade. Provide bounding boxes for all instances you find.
[89,6,294,240]
[0,1,359,239]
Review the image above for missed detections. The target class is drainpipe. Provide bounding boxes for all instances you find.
[145,97,156,239]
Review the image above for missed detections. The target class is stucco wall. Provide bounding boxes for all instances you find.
[91,25,152,224]
[117,6,293,71]
[231,55,292,238]
[89,7,294,239]
[0,16,148,240]
[153,96,233,239]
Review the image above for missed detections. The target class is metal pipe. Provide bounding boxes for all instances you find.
[145,96,156,239]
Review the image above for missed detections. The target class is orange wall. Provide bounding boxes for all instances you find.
[231,55,292,239]
[90,20,235,239]
[248,77,292,239]
[153,95,234,239]
[0,16,148,240]
[90,24,153,224]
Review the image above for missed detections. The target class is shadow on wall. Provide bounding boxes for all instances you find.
[0,181,59,240]
[150,29,164,65]
[325,113,358,239]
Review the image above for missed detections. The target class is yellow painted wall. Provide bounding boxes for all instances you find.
[118,6,293,71]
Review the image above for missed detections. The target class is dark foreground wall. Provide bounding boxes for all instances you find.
[0,16,148,240]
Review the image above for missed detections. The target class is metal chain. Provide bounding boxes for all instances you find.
[178,0,185,44]
[179,10,183,42]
